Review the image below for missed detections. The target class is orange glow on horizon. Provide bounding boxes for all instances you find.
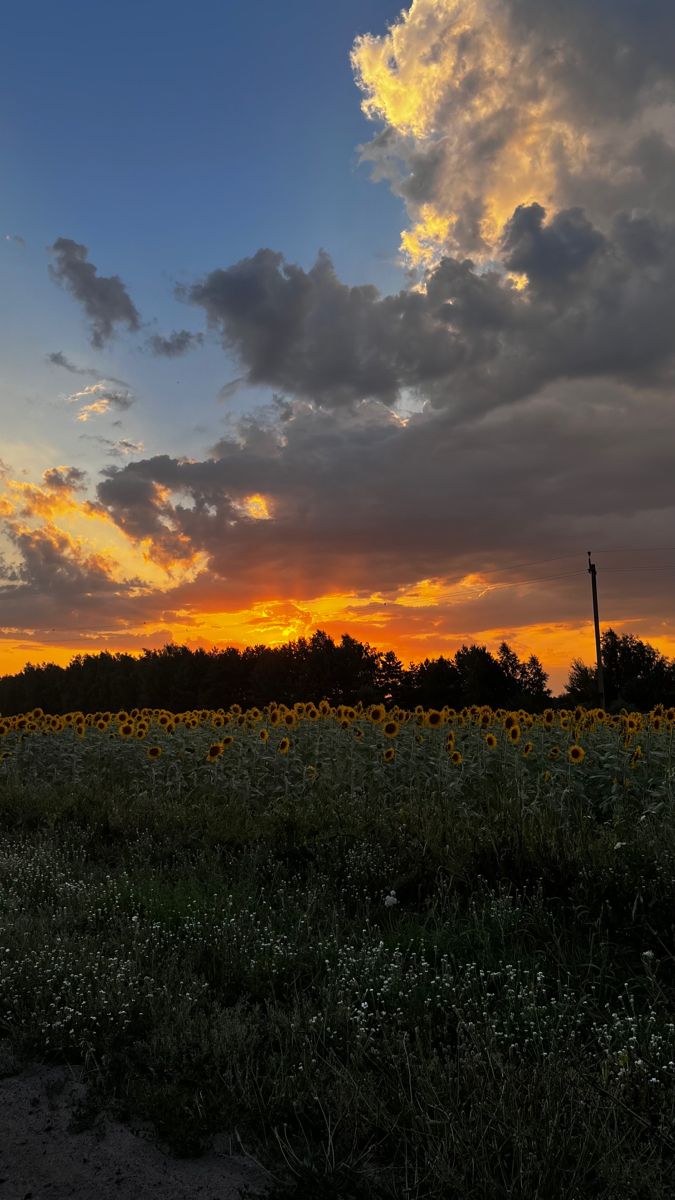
[3,600,675,696]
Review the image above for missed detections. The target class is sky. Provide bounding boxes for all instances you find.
[1,0,675,694]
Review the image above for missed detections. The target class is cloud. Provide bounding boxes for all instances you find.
[147,329,204,357]
[217,377,246,402]
[66,381,135,423]
[351,0,675,265]
[48,238,141,348]
[79,434,145,458]
[42,466,88,492]
[46,351,98,377]
[93,376,675,634]
[3,233,26,248]
[181,209,675,418]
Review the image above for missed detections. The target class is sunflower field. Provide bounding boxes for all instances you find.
[2,700,675,1198]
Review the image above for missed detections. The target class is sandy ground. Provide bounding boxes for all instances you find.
[0,1054,271,1200]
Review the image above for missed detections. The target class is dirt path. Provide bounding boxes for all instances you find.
[0,1061,270,1200]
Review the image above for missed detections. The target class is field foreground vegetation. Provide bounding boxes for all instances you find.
[1,699,675,1198]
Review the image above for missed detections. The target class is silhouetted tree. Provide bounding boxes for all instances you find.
[564,628,675,711]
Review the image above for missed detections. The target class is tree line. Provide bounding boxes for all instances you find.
[0,628,673,715]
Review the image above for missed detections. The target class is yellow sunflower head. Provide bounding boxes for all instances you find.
[207,742,224,760]
[383,719,400,739]
[568,744,585,764]
[383,746,395,763]
[278,737,290,755]
[147,746,162,760]
[451,750,463,766]
[259,728,269,742]
[484,733,497,750]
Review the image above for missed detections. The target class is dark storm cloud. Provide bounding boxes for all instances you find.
[182,206,675,417]
[93,376,675,628]
[48,238,141,348]
[147,329,204,357]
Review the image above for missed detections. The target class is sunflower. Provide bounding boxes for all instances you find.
[147,746,162,760]
[353,728,364,740]
[383,746,396,763]
[383,719,400,739]
[543,709,555,726]
[278,737,290,755]
[450,750,463,766]
[207,742,224,760]
[425,709,443,728]
[508,724,521,745]
[522,741,534,757]
[259,728,269,742]
[119,722,134,739]
[369,705,385,724]
[283,712,297,728]
[415,733,425,745]
[568,744,585,764]
[446,731,455,749]
[549,745,561,760]
[504,714,517,731]
[484,733,497,750]
[212,715,225,728]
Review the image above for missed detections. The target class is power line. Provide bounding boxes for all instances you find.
[478,548,675,580]
[480,569,586,590]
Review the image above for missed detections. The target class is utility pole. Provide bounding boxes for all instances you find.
[587,551,606,709]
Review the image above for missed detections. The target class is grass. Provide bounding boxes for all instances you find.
[1,701,675,1197]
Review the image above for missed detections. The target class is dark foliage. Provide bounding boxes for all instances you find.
[0,632,552,714]
[565,628,675,711]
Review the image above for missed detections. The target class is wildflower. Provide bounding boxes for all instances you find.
[207,743,224,761]
[484,733,497,749]
[383,719,400,738]
[568,744,585,764]
[147,746,162,760]
[278,737,290,755]
[383,746,396,763]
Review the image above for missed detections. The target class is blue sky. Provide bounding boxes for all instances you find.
[1,0,406,462]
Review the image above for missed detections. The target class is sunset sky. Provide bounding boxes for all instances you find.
[2,0,675,693]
